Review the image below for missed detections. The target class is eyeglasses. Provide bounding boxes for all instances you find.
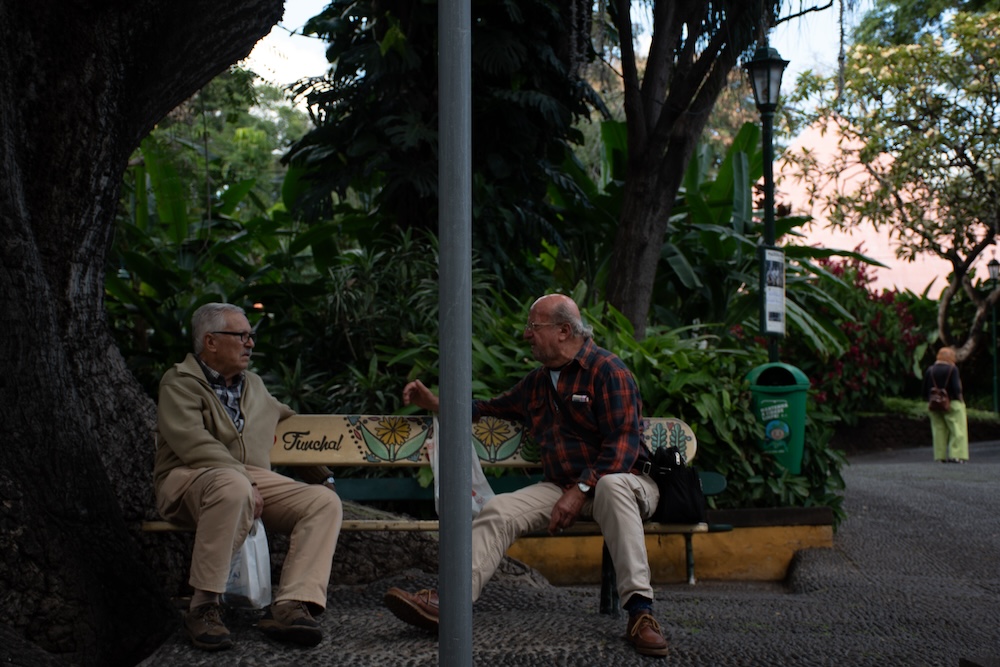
[524,321,563,331]
[211,330,256,343]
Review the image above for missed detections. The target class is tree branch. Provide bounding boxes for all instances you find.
[776,1,835,25]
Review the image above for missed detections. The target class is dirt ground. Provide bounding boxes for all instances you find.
[830,413,1000,456]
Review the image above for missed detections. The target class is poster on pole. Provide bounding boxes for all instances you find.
[763,248,785,335]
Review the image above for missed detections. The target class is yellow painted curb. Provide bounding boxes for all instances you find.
[506,525,834,585]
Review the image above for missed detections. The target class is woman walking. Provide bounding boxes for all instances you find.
[922,346,969,463]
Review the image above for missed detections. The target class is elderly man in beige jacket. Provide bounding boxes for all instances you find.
[154,302,342,651]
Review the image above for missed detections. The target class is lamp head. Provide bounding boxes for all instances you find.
[745,46,789,113]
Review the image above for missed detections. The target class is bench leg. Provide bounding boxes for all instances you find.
[685,533,696,585]
[599,542,620,618]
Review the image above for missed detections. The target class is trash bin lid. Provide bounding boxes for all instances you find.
[746,362,810,389]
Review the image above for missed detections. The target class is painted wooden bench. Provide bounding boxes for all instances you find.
[142,415,730,615]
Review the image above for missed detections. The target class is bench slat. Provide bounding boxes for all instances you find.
[140,519,722,535]
[341,520,442,532]
[338,520,714,534]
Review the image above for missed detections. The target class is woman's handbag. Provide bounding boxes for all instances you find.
[222,518,272,609]
[650,446,707,524]
[928,367,953,413]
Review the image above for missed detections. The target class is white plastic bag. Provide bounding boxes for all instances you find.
[222,518,272,609]
[428,416,495,517]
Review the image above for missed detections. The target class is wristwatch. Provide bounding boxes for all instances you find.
[577,482,591,494]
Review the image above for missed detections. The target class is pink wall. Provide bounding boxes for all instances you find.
[777,123,958,296]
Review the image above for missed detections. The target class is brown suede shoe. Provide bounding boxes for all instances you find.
[184,603,233,652]
[626,612,669,657]
[258,600,323,647]
[383,587,439,633]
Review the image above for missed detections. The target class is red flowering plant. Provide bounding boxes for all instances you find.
[781,254,928,425]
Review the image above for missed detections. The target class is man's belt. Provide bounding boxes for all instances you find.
[632,460,652,475]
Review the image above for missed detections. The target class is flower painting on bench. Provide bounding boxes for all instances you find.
[472,416,535,464]
[355,415,432,463]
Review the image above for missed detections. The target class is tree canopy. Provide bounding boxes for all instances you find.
[787,11,1000,358]
[853,0,1000,45]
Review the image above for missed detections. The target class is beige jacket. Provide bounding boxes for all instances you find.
[153,353,295,495]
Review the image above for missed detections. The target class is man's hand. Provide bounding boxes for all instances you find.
[252,485,264,519]
[547,486,587,534]
[402,379,440,412]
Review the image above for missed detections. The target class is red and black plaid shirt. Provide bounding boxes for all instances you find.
[473,338,648,489]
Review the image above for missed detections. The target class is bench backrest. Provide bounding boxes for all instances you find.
[269,415,697,468]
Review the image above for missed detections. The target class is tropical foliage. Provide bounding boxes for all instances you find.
[108,107,850,526]
[285,0,598,295]
[384,288,847,521]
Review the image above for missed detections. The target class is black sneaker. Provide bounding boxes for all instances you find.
[184,603,232,651]
[258,601,323,647]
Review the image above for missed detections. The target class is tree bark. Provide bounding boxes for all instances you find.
[605,0,778,335]
[0,1,282,664]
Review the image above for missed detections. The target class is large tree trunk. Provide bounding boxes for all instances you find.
[0,1,282,664]
[605,0,778,335]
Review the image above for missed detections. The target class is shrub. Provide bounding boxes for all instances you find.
[782,254,926,425]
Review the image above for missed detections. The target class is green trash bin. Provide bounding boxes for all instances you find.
[746,362,810,474]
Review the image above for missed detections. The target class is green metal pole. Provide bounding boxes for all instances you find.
[993,294,998,414]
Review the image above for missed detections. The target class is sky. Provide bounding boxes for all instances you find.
[247,1,860,86]
[243,0,951,294]
[243,1,330,85]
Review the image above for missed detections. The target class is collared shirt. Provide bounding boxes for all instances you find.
[473,338,647,489]
[196,356,245,432]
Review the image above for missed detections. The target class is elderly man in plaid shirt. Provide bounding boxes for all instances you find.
[384,294,668,658]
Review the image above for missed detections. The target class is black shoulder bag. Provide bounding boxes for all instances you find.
[650,446,707,524]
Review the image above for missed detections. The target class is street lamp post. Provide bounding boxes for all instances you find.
[745,46,789,363]
[989,258,999,414]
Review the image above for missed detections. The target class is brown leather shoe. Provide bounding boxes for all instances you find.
[184,603,233,651]
[626,612,669,657]
[258,600,323,647]
[383,587,439,633]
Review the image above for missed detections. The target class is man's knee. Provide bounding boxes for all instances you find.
[321,486,343,521]
[593,473,652,517]
[202,468,255,509]
[305,483,344,522]
[593,472,630,497]
[476,491,518,522]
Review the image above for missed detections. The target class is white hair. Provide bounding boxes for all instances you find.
[191,303,245,354]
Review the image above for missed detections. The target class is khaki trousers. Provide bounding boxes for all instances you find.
[156,465,343,610]
[471,472,659,608]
